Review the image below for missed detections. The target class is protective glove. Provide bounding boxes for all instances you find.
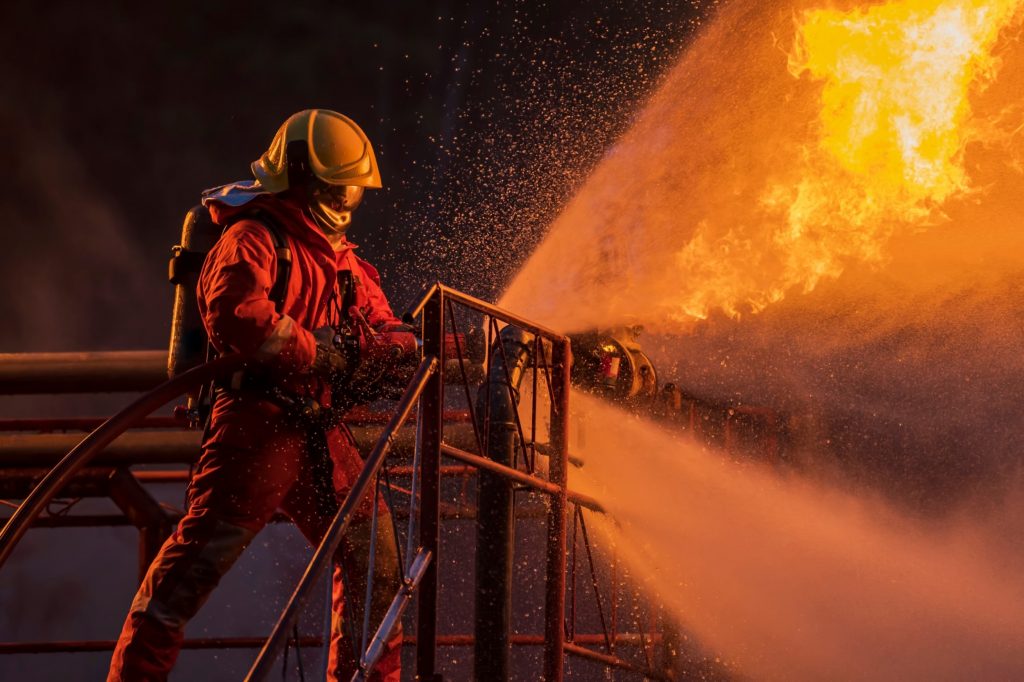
[312,325,339,347]
[310,343,348,377]
[336,330,419,403]
[309,326,348,377]
[369,330,420,399]
[376,322,418,335]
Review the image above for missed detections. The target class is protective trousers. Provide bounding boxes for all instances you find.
[108,397,402,682]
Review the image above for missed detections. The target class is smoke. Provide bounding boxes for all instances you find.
[570,391,1024,680]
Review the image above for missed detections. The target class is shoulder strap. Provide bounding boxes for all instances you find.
[256,213,292,313]
[223,210,293,313]
[337,270,356,315]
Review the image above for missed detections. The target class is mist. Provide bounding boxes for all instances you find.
[499,0,1024,502]
[500,0,1024,676]
[571,391,1024,681]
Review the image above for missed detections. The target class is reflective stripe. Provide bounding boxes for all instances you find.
[258,315,296,358]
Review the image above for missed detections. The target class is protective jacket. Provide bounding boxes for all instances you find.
[109,185,403,682]
[200,183,400,390]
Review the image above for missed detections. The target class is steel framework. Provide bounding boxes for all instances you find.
[0,283,680,681]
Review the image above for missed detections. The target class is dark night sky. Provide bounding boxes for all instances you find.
[0,0,715,353]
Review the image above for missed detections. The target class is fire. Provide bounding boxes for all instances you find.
[762,0,1024,304]
[500,0,1024,331]
[792,0,1016,200]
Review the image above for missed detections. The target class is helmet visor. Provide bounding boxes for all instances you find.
[311,183,365,212]
[308,183,364,236]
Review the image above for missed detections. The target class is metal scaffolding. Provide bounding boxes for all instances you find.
[0,283,689,681]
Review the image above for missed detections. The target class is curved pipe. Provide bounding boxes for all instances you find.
[0,353,251,571]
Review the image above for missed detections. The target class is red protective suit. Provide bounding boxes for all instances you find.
[109,190,403,682]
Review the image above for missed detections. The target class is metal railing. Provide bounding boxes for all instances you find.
[244,283,671,680]
[0,283,683,681]
[246,354,440,681]
[420,283,574,681]
[0,353,250,568]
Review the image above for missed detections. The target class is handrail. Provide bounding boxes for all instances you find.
[355,547,433,680]
[406,283,568,343]
[245,355,439,682]
[440,443,605,513]
[0,284,676,682]
[0,353,250,570]
[403,283,440,322]
[412,282,577,681]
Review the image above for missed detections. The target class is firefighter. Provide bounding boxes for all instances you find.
[108,109,412,682]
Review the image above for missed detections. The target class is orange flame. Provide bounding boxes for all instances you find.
[761,0,1024,303]
[500,0,1024,331]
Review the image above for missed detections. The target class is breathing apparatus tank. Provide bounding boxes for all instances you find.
[166,205,224,422]
[166,203,294,423]
[167,205,221,380]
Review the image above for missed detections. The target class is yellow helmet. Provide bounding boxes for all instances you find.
[251,109,382,193]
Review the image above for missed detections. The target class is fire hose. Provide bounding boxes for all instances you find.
[0,320,428,572]
[0,353,251,571]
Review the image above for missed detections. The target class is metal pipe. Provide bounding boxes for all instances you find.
[9,514,135,528]
[440,444,604,514]
[474,325,533,682]
[0,347,479,397]
[0,632,660,655]
[0,431,202,467]
[542,339,572,681]
[0,412,469,434]
[245,355,438,682]
[131,470,191,483]
[415,290,445,682]
[355,547,432,681]
[0,637,324,654]
[0,417,181,432]
[0,353,250,571]
[129,465,475,483]
[0,470,113,500]
[563,642,670,681]
[0,425,479,469]
[3,504,501,530]
[0,351,168,394]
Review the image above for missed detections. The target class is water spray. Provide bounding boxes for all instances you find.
[495,0,1024,676]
